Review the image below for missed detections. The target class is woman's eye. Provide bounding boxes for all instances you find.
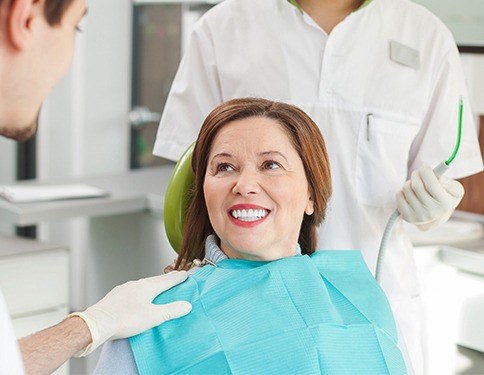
[217,163,234,172]
[262,160,281,170]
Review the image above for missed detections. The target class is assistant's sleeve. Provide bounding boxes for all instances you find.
[93,339,139,375]
[408,42,483,179]
[153,22,223,161]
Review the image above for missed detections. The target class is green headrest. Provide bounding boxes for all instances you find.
[164,144,195,253]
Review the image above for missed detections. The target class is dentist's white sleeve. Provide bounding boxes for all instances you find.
[408,42,483,179]
[0,290,24,375]
[153,22,222,161]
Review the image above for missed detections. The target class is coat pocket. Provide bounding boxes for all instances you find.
[356,114,420,207]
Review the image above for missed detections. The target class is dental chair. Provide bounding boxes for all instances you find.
[163,143,195,253]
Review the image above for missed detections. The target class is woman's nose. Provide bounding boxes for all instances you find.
[231,169,261,196]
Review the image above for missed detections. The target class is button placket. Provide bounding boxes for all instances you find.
[320,37,333,99]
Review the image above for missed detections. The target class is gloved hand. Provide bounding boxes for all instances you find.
[396,165,464,231]
[70,271,191,356]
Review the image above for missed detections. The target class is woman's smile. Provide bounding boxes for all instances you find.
[228,204,271,227]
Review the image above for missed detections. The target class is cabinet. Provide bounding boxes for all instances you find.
[0,166,177,373]
[0,235,69,374]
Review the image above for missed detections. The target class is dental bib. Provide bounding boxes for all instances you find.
[129,251,406,374]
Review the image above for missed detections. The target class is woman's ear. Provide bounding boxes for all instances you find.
[6,0,37,50]
[305,196,314,216]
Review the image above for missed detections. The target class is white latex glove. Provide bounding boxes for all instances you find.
[396,165,464,231]
[70,271,191,356]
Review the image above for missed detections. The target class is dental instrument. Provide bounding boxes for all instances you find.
[375,98,464,282]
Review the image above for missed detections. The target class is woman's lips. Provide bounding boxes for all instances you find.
[228,204,270,228]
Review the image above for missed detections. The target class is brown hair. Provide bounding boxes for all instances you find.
[44,0,78,25]
[1,0,77,25]
[176,98,332,269]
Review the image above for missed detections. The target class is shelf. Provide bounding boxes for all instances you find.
[0,166,174,226]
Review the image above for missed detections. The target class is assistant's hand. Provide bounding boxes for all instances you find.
[396,165,464,231]
[71,271,192,356]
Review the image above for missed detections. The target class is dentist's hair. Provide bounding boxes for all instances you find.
[176,97,332,269]
[0,0,77,25]
[44,0,78,24]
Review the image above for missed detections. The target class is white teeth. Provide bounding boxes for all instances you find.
[231,208,268,222]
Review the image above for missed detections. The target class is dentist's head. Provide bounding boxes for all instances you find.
[0,0,87,141]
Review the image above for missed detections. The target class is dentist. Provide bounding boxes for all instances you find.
[0,0,191,374]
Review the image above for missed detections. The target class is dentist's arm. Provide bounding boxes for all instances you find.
[19,316,91,375]
[18,272,191,375]
[396,165,464,231]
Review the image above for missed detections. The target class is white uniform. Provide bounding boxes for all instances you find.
[0,290,24,375]
[153,0,484,372]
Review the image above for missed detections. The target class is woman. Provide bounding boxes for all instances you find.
[95,98,406,374]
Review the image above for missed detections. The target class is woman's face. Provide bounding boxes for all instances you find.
[203,117,314,261]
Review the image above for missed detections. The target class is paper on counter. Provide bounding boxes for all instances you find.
[0,184,109,203]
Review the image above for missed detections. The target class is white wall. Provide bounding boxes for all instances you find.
[0,138,15,184]
[461,54,484,116]
[38,0,132,180]
[37,0,133,312]
[412,0,484,45]
[0,137,16,235]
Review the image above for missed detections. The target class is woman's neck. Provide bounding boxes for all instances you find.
[296,0,363,34]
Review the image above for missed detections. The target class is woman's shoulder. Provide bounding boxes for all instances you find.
[94,339,138,375]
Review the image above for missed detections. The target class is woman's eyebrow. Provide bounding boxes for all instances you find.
[259,151,288,162]
[210,152,233,161]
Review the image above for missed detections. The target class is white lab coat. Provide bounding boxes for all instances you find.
[153,0,484,372]
[0,290,24,375]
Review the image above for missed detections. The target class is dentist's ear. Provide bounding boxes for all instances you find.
[305,196,314,215]
[6,0,38,50]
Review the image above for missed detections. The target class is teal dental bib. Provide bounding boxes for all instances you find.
[129,251,406,374]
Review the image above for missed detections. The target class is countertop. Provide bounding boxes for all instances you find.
[0,166,174,226]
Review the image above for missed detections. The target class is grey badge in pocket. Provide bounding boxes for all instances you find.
[389,40,420,70]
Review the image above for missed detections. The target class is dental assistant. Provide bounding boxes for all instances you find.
[0,0,191,374]
[153,0,484,373]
